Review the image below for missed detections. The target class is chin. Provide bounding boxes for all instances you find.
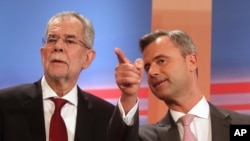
[48,73,67,80]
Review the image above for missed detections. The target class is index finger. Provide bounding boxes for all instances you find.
[114,48,130,64]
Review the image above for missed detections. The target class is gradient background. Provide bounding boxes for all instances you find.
[1,0,250,124]
[211,0,250,115]
[0,0,151,124]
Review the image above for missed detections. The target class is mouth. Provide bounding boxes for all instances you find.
[51,59,67,65]
[153,78,168,87]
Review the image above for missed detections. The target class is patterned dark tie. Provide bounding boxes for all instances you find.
[49,98,68,141]
[179,114,197,141]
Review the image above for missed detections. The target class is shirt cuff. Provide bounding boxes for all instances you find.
[117,97,139,126]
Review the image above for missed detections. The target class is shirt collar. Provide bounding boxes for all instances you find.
[170,96,210,122]
[41,76,78,106]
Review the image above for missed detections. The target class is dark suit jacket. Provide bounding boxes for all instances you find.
[0,80,115,141]
[108,102,250,141]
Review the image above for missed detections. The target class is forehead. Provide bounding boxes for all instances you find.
[142,36,181,60]
[47,17,84,37]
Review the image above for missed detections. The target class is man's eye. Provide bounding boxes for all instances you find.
[158,59,165,64]
[65,39,76,44]
[144,65,149,72]
[47,39,57,43]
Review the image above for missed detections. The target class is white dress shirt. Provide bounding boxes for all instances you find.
[42,77,77,141]
[41,76,136,141]
[170,96,212,141]
[118,98,139,125]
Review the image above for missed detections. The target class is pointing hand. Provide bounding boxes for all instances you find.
[114,48,144,113]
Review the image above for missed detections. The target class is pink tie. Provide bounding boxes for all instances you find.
[49,98,68,141]
[179,114,197,141]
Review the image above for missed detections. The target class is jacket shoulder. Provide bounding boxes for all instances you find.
[210,102,250,124]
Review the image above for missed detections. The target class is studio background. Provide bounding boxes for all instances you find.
[0,0,151,124]
[1,0,250,124]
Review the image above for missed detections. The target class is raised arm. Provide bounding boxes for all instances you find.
[114,48,144,113]
[106,48,144,141]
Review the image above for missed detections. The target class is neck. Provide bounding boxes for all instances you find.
[167,92,203,113]
[45,76,76,97]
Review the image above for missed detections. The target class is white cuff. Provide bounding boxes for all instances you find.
[117,97,139,126]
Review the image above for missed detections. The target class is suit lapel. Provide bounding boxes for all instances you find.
[74,88,95,141]
[209,103,231,141]
[23,80,46,141]
[156,111,181,141]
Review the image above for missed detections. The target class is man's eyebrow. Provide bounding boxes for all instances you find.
[47,34,77,38]
[153,54,168,61]
[47,34,56,38]
[143,55,168,69]
[64,35,77,39]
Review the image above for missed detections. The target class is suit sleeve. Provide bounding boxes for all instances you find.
[106,105,139,141]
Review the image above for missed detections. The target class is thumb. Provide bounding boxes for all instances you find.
[135,58,144,70]
[135,58,144,78]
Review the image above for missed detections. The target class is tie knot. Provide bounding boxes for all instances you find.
[179,114,195,126]
[50,98,67,111]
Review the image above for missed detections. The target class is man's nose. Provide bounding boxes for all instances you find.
[54,38,65,52]
[148,64,159,77]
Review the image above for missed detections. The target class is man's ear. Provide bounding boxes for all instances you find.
[82,49,96,69]
[40,47,45,63]
[187,53,198,72]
